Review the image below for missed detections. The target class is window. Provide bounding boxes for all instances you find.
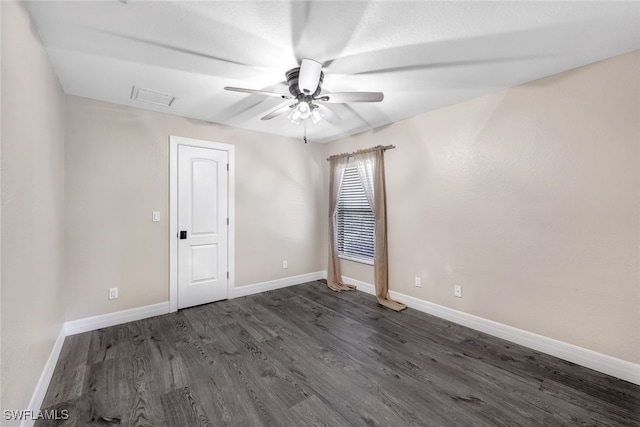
[336,163,374,264]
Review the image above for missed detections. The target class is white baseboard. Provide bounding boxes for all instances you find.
[64,302,170,336]
[232,271,326,298]
[342,276,640,385]
[32,269,636,427]
[61,271,328,337]
[20,327,66,427]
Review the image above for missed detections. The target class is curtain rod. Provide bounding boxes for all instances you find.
[326,144,396,161]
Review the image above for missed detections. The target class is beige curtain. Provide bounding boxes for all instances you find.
[354,146,406,311]
[327,155,356,292]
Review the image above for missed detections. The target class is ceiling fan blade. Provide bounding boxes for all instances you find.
[298,58,322,94]
[353,57,538,76]
[94,29,253,67]
[224,86,293,99]
[316,104,340,125]
[261,100,298,120]
[317,92,384,103]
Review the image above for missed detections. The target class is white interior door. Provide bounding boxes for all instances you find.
[178,144,228,309]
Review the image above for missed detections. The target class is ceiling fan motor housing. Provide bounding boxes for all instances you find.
[286,67,324,98]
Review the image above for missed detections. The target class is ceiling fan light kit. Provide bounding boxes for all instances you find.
[310,108,324,124]
[286,101,324,125]
[224,58,384,128]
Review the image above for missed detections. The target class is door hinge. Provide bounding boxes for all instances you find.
[227,272,229,279]
[227,163,229,172]
[227,218,229,225]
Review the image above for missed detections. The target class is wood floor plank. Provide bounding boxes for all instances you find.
[119,356,167,427]
[219,324,302,406]
[223,299,280,342]
[289,395,353,427]
[82,358,129,421]
[41,332,92,408]
[215,323,309,426]
[38,281,640,426]
[160,386,212,427]
[34,397,112,427]
[537,377,640,426]
[185,373,265,426]
[182,303,235,341]
[86,328,119,365]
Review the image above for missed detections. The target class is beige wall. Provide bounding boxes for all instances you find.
[64,96,325,321]
[323,50,640,364]
[1,0,66,419]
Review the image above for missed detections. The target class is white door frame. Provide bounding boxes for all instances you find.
[169,135,235,312]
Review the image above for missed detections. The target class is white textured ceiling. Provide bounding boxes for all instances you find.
[27,1,640,143]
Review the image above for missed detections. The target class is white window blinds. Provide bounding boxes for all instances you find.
[336,164,374,263]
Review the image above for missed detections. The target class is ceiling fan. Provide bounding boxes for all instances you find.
[224,58,384,125]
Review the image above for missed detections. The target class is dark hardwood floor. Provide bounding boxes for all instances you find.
[38,280,639,426]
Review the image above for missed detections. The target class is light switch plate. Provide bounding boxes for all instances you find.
[152,211,160,222]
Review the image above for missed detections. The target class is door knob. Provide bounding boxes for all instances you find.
[179,230,187,239]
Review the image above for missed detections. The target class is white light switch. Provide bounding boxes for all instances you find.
[152,211,160,222]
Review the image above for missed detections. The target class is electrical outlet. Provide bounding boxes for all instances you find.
[454,285,462,298]
[415,276,422,287]
[109,287,118,300]
[282,260,288,269]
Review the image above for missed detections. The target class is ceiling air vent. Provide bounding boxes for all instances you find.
[131,86,175,107]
